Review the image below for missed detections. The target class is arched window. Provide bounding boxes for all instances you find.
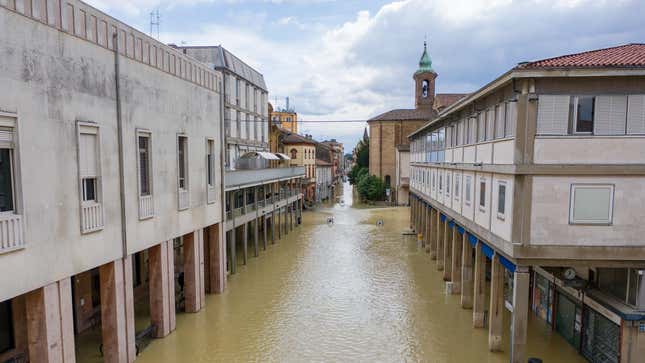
[422,80,429,98]
[290,148,298,159]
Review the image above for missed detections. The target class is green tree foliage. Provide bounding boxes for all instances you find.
[355,139,369,168]
[357,174,385,201]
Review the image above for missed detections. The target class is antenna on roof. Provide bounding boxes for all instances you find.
[150,9,161,39]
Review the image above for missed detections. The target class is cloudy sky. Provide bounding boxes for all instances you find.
[85,0,645,151]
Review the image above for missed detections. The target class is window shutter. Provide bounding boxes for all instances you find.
[0,127,15,148]
[506,101,517,137]
[495,105,505,138]
[537,95,569,135]
[79,133,98,178]
[627,95,645,134]
[446,126,452,148]
[486,108,495,141]
[469,117,476,144]
[595,96,627,135]
[477,113,486,142]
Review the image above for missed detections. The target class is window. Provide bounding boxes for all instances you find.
[446,173,451,195]
[569,184,614,225]
[0,145,15,212]
[455,174,460,199]
[573,96,595,133]
[207,139,215,187]
[438,173,443,193]
[497,181,507,219]
[177,135,188,190]
[78,126,100,204]
[479,179,486,209]
[137,133,152,196]
[0,300,14,354]
[431,171,435,190]
[477,113,486,142]
[465,176,472,205]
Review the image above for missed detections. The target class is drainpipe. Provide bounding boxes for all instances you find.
[113,32,128,259]
[219,74,227,274]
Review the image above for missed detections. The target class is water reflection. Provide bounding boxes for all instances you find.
[136,182,584,363]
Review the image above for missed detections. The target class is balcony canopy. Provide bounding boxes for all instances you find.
[275,153,291,160]
[240,151,281,160]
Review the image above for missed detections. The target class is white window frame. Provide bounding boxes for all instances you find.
[497,181,507,220]
[572,95,596,135]
[77,121,104,233]
[569,184,615,225]
[455,174,460,201]
[136,129,154,220]
[465,175,472,205]
[0,115,18,216]
[136,130,153,198]
[206,137,216,191]
[478,178,487,212]
[177,134,190,211]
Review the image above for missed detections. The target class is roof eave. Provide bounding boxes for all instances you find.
[408,67,645,140]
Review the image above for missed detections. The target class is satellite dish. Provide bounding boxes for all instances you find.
[564,268,576,280]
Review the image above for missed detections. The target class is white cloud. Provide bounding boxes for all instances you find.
[87,0,645,149]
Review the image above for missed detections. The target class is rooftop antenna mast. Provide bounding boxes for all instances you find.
[150,9,161,39]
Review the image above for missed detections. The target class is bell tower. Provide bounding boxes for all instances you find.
[414,41,437,110]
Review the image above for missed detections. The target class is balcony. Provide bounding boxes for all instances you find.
[0,213,24,254]
[225,166,305,191]
[138,195,154,220]
[81,202,104,234]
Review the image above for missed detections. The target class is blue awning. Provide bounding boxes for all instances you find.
[448,221,455,228]
[499,255,516,273]
[468,234,477,247]
[457,226,465,235]
[481,243,494,260]
[440,214,447,222]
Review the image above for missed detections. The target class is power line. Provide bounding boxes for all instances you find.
[231,119,370,123]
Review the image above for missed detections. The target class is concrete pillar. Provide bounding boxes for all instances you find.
[242,223,249,264]
[450,227,462,295]
[443,221,452,281]
[184,230,205,313]
[25,279,76,363]
[510,267,530,363]
[425,206,431,254]
[420,204,426,248]
[488,254,504,352]
[254,218,259,258]
[206,224,226,294]
[271,211,276,243]
[229,229,237,274]
[99,258,136,363]
[429,209,437,259]
[277,207,282,240]
[263,216,268,250]
[473,242,486,328]
[461,233,474,309]
[149,241,176,337]
[436,217,444,271]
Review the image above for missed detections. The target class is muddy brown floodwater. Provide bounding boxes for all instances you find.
[136,183,585,363]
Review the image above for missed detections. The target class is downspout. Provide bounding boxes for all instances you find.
[219,72,227,283]
[113,32,128,259]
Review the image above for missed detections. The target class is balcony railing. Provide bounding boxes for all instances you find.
[81,202,104,234]
[138,195,154,220]
[233,207,244,217]
[178,189,189,210]
[0,213,24,254]
[207,186,216,204]
[226,210,232,220]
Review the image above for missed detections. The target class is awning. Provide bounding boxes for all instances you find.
[457,226,465,235]
[240,151,280,160]
[499,255,516,273]
[275,153,291,160]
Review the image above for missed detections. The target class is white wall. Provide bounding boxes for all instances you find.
[534,137,645,164]
[0,7,222,301]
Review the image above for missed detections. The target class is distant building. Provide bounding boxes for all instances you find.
[368,43,466,205]
[315,159,333,202]
[321,139,345,184]
[270,97,298,133]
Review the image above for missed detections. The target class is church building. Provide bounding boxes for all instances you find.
[368,43,466,205]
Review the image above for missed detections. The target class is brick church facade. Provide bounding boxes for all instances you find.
[368,43,466,205]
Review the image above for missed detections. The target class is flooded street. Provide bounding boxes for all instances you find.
[136,183,584,363]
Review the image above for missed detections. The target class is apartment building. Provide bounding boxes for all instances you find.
[0,2,227,362]
[315,160,333,202]
[409,44,645,363]
[270,98,298,133]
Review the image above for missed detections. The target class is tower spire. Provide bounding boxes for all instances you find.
[416,40,433,74]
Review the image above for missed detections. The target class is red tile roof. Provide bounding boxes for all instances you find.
[517,43,645,69]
